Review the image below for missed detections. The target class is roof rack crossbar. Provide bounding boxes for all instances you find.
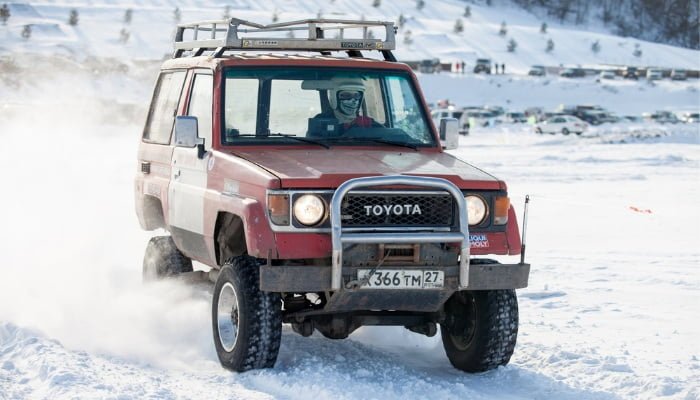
[173,18,397,59]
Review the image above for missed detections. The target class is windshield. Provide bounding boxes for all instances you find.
[222,67,436,148]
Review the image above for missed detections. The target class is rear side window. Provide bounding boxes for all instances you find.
[143,70,186,144]
[187,73,214,149]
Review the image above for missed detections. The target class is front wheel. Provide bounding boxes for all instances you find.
[212,256,282,372]
[440,290,518,373]
[562,127,570,135]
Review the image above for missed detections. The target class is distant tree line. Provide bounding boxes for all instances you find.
[511,0,699,49]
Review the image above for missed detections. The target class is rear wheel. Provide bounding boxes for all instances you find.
[212,256,282,372]
[440,289,518,372]
[142,236,192,281]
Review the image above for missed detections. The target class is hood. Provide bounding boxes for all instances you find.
[232,148,503,190]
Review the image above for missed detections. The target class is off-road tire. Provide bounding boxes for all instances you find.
[142,236,193,281]
[562,127,570,135]
[440,289,518,373]
[212,256,282,372]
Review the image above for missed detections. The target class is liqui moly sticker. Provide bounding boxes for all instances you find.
[469,234,490,248]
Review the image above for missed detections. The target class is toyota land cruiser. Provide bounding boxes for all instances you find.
[135,17,530,374]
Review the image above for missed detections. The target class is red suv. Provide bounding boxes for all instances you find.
[135,18,530,373]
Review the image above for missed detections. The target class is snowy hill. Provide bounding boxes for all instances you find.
[1,0,699,72]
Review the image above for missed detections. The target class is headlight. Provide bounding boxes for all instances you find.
[465,195,487,225]
[293,194,325,226]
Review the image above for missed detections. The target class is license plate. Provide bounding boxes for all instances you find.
[356,269,444,289]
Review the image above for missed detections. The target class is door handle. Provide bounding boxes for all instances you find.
[174,169,181,178]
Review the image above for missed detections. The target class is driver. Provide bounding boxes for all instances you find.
[327,78,377,129]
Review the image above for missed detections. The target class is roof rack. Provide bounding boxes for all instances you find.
[173,18,397,61]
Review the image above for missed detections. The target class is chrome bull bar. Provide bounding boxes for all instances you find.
[330,175,470,290]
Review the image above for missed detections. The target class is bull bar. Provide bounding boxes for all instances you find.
[330,175,470,290]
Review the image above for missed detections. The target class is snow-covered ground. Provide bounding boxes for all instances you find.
[1,1,699,399]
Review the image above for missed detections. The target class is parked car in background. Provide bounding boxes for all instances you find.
[431,107,468,135]
[623,66,639,80]
[646,68,663,81]
[464,109,497,128]
[680,112,699,123]
[419,58,441,73]
[535,115,588,135]
[473,58,492,74]
[622,115,644,123]
[642,111,681,124]
[504,112,527,123]
[560,68,585,78]
[671,69,687,81]
[597,70,616,81]
[528,65,546,76]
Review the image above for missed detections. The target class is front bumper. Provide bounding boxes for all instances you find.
[260,262,530,293]
[260,262,530,312]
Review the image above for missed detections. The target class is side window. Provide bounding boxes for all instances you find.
[385,76,431,143]
[224,78,258,141]
[143,71,186,144]
[187,73,213,149]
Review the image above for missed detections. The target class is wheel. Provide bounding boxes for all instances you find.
[440,289,518,373]
[576,131,582,136]
[212,255,282,372]
[142,236,192,281]
[562,127,570,135]
[535,127,543,134]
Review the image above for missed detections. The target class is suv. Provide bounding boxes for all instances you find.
[473,58,492,74]
[528,65,546,76]
[623,66,639,80]
[135,18,530,374]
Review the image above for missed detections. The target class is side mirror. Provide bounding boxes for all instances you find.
[439,118,459,150]
[174,116,205,158]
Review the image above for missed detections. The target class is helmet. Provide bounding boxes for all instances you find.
[328,77,366,113]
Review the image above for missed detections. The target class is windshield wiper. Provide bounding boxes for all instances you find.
[324,136,419,151]
[232,133,330,149]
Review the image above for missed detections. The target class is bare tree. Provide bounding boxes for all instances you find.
[546,38,554,52]
[540,22,547,33]
[173,7,181,24]
[507,38,517,52]
[124,9,132,24]
[0,4,10,25]
[21,24,31,39]
[499,21,507,36]
[68,9,79,26]
[454,19,464,33]
[119,28,130,43]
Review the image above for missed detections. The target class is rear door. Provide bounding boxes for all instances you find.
[137,70,186,229]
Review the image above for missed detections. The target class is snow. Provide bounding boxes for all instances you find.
[1,0,699,399]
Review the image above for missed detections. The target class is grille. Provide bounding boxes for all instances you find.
[341,193,454,227]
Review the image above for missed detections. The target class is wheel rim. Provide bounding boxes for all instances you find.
[217,282,240,352]
[449,294,477,351]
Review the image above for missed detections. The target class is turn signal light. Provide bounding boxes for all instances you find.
[493,196,510,225]
[267,194,290,225]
